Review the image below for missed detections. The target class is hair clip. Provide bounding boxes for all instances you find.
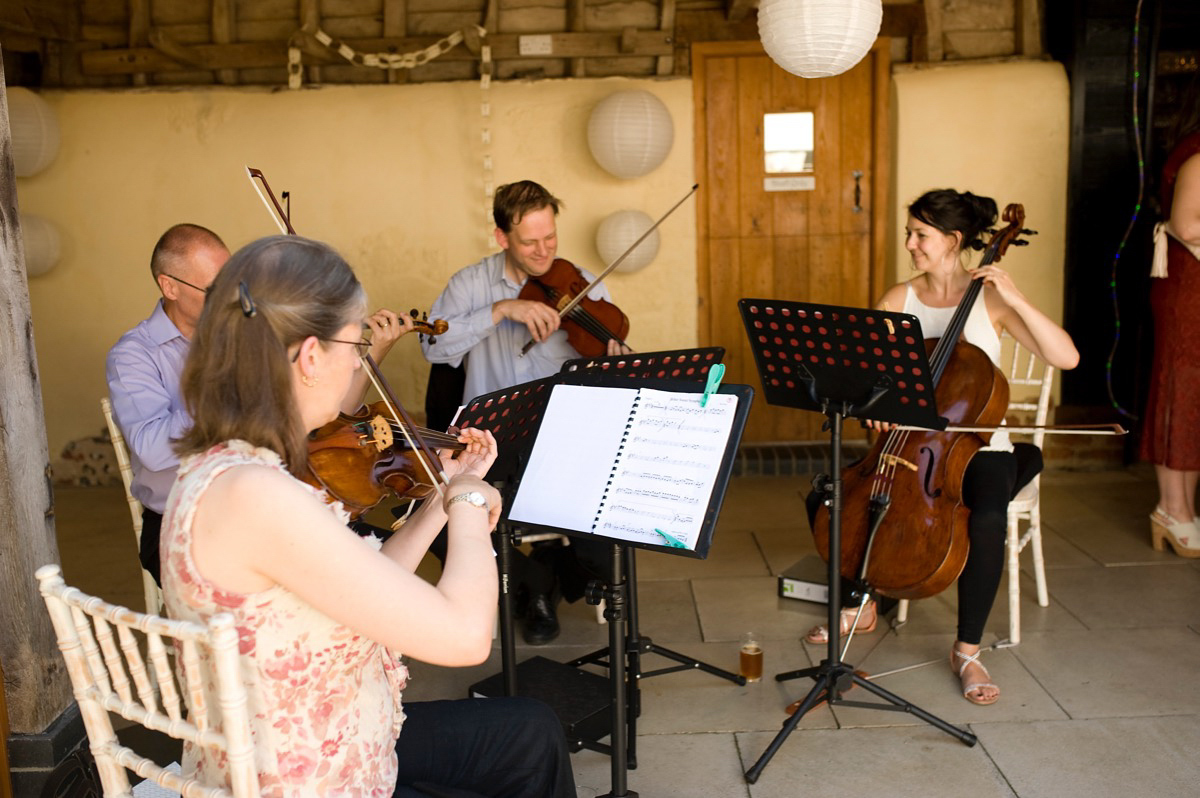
[238,281,257,318]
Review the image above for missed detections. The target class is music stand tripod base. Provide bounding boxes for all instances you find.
[737,299,977,784]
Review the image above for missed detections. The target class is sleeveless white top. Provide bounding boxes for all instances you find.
[902,283,1011,452]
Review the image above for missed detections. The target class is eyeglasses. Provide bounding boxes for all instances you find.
[291,337,372,362]
[163,273,210,294]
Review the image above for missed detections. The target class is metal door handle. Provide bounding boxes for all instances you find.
[852,170,864,213]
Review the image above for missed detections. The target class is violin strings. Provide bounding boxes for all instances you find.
[544,284,625,346]
[376,420,462,447]
[566,306,622,344]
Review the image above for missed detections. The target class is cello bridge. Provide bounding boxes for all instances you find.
[880,454,918,472]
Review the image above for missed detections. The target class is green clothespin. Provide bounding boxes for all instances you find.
[701,363,726,407]
[655,528,688,549]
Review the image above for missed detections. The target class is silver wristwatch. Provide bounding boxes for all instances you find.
[446,491,489,511]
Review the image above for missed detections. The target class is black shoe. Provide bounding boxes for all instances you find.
[522,593,560,645]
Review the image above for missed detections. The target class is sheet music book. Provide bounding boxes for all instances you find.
[507,384,740,552]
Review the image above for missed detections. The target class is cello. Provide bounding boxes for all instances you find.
[812,204,1032,600]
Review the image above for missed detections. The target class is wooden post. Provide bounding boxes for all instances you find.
[128,0,149,86]
[1,657,12,798]
[212,0,238,85]
[0,60,72,737]
[657,0,677,77]
[383,0,408,84]
[569,0,586,78]
[301,0,322,85]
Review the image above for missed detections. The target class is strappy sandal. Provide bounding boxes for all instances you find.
[952,648,999,706]
[1150,508,1200,558]
[804,600,877,644]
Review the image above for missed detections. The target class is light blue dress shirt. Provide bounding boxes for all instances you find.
[105,300,191,513]
[421,252,614,403]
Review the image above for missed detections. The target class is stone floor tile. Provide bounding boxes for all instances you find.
[975,715,1200,798]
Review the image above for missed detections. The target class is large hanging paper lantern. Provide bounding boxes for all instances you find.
[21,213,61,277]
[595,210,659,273]
[587,90,674,179]
[758,0,883,79]
[7,87,61,177]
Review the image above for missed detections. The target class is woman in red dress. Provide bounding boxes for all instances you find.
[1142,92,1200,558]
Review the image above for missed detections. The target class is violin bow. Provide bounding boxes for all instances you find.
[245,166,450,497]
[519,183,699,356]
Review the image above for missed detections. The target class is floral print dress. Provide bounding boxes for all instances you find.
[161,440,408,797]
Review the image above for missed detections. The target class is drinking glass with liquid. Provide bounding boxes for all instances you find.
[739,632,763,682]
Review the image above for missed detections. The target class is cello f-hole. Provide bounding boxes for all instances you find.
[919,446,942,498]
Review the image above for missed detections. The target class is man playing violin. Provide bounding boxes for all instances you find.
[106,222,411,585]
[422,180,629,644]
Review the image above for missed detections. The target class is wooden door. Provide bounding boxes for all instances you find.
[693,40,889,444]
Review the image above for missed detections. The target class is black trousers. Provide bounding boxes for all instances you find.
[809,443,1043,645]
[427,528,609,606]
[393,697,577,798]
[140,507,164,587]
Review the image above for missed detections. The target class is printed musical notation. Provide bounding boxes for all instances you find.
[593,389,737,549]
[507,384,739,552]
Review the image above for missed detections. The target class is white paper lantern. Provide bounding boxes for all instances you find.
[7,87,61,177]
[20,213,61,277]
[595,210,660,273]
[587,91,674,179]
[758,0,883,79]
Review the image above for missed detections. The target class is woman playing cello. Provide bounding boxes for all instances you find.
[805,189,1079,705]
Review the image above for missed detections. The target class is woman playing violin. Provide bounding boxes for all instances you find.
[163,235,576,796]
[806,189,1079,705]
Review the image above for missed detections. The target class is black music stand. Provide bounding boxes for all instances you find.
[735,299,977,784]
[558,349,745,768]
[459,370,752,798]
[454,375,562,696]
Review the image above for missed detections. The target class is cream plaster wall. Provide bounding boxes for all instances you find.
[18,59,1070,456]
[18,78,697,456]
[890,60,1070,322]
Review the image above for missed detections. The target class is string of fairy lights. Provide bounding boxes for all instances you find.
[1105,0,1146,421]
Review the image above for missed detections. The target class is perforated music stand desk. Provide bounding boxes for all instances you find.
[736,298,976,784]
[739,299,942,427]
[560,346,725,382]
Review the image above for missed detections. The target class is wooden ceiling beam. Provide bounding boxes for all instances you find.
[81,31,675,77]
[0,0,73,42]
[726,0,757,24]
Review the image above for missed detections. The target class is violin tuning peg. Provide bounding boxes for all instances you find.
[1013,239,1030,246]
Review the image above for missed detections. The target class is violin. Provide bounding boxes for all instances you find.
[519,258,630,357]
[246,166,455,505]
[517,184,700,357]
[812,204,1032,600]
[409,308,449,344]
[302,402,465,518]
